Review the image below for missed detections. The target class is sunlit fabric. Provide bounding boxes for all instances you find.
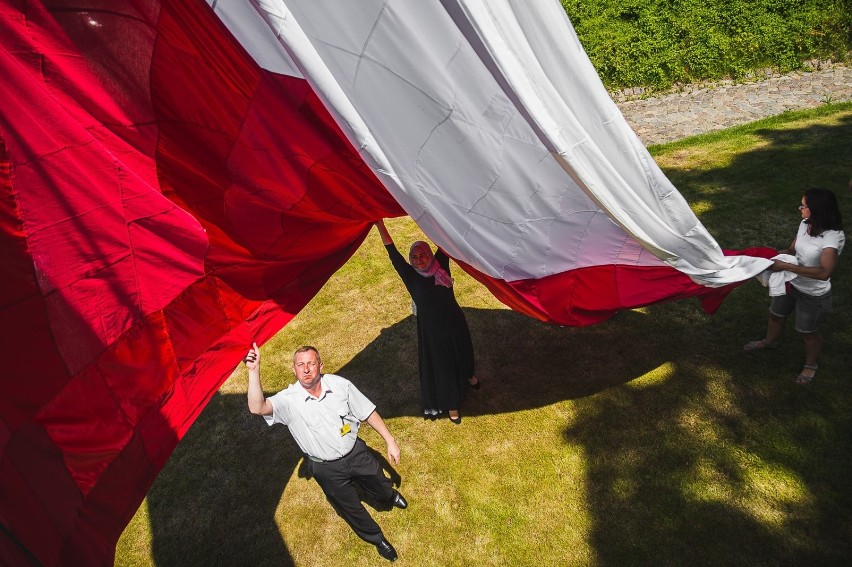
[1,1,771,565]
[212,0,772,324]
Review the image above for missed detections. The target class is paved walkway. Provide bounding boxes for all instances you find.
[614,64,852,145]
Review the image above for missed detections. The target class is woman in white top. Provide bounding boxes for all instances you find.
[744,187,845,383]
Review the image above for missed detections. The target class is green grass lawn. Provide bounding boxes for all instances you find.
[117,103,852,566]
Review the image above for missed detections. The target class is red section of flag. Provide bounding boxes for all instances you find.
[1,1,401,564]
[0,1,766,565]
[455,247,776,326]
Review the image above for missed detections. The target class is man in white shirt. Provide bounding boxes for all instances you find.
[246,343,406,561]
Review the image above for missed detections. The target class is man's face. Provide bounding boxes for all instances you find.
[293,350,323,391]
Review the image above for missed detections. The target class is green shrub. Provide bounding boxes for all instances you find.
[561,0,851,91]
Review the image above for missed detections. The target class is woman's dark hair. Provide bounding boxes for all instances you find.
[804,187,843,237]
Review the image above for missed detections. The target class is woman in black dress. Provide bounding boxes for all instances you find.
[375,220,479,423]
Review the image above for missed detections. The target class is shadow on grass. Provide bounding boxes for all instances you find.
[146,393,299,566]
[563,303,852,565]
[145,398,407,567]
[143,305,685,565]
[146,297,851,566]
[338,308,675,419]
[655,107,852,251]
[145,109,852,566]
[570,109,852,565]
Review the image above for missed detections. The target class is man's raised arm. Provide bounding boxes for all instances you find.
[246,342,273,416]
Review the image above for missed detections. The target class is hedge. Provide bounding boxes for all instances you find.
[561,0,851,91]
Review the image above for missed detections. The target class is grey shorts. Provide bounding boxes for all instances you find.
[769,286,832,333]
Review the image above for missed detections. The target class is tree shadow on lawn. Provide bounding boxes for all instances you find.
[143,301,722,565]
[568,112,852,565]
[658,109,852,252]
[146,393,300,566]
[337,308,674,420]
[564,313,852,566]
[145,297,851,566]
[145,111,852,566]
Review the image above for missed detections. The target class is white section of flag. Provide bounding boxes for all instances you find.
[209,0,771,285]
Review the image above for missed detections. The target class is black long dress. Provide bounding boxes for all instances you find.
[385,244,475,413]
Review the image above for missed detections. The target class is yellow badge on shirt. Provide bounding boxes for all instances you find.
[340,423,351,436]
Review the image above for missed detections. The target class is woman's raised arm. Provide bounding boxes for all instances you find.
[374,219,394,245]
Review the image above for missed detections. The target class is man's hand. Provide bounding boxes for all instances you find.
[386,438,401,466]
[365,410,400,465]
[246,342,273,416]
[245,342,260,371]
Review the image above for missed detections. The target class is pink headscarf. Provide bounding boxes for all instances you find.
[409,241,454,288]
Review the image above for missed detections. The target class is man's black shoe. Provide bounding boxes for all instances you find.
[392,491,408,510]
[376,539,398,561]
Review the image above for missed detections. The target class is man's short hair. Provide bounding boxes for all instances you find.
[293,345,320,363]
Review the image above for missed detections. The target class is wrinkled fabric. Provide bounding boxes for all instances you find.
[1,1,774,565]
[756,254,798,296]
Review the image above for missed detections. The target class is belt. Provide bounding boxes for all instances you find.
[305,442,358,464]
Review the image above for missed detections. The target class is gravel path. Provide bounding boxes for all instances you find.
[614,64,852,146]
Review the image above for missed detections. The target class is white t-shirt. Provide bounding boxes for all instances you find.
[790,220,845,296]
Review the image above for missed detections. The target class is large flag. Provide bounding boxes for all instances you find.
[211,0,772,322]
[0,1,771,565]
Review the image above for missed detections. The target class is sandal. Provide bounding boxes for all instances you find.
[743,339,779,353]
[795,364,818,385]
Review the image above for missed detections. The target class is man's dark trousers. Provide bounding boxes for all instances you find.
[310,438,395,544]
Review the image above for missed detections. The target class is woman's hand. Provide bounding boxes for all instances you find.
[771,248,839,280]
[374,219,393,245]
